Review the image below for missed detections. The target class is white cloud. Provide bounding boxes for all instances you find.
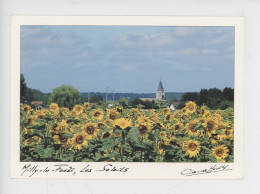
[114,33,176,50]
[172,27,199,37]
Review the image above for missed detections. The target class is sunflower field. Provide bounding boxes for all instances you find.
[20,101,234,162]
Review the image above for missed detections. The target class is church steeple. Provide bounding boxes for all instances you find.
[156,80,165,100]
[157,80,164,92]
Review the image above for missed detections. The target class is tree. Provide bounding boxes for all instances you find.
[20,74,28,102]
[90,95,103,103]
[223,87,234,101]
[198,89,209,105]
[49,85,81,108]
[180,92,199,103]
[168,96,177,104]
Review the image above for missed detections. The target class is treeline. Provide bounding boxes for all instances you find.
[20,74,49,105]
[20,74,104,108]
[177,87,234,110]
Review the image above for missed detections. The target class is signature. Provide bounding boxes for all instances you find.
[20,163,129,177]
[181,165,232,176]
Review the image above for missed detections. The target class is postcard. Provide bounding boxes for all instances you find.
[11,16,244,179]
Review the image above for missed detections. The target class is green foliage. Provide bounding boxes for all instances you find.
[90,95,103,103]
[20,74,48,105]
[20,74,27,102]
[49,85,81,109]
[180,92,199,104]
[181,87,234,110]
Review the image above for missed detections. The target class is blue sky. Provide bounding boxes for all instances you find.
[21,25,234,93]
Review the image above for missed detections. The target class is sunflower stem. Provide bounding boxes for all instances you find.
[120,131,125,162]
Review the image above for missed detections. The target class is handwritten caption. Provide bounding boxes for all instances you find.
[180,165,233,176]
[21,164,129,177]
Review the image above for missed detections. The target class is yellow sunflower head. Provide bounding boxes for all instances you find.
[183,139,201,158]
[70,132,88,150]
[53,134,69,146]
[159,131,169,140]
[136,122,151,138]
[82,123,98,139]
[173,122,183,133]
[101,131,111,139]
[107,109,118,120]
[72,104,84,115]
[92,109,104,120]
[49,103,59,112]
[115,118,132,130]
[24,136,42,146]
[137,116,152,125]
[219,128,234,140]
[185,101,197,114]
[185,120,200,136]
[52,119,69,134]
[161,107,170,115]
[212,145,229,160]
[157,141,164,155]
[22,104,32,114]
[23,128,34,135]
[203,118,217,137]
[84,102,91,109]
[164,112,172,122]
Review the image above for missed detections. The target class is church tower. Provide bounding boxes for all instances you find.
[156,80,165,100]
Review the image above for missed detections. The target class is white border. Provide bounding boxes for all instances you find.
[11,16,244,179]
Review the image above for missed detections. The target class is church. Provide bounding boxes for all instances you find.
[140,80,165,101]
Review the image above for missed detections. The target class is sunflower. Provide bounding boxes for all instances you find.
[173,122,183,133]
[218,128,234,140]
[49,103,59,112]
[173,111,181,120]
[70,132,88,150]
[160,131,168,139]
[137,116,152,126]
[72,104,84,115]
[27,115,37,125]
[92,109,104,120]
[24,136,42,146]
[22,104,32,114]
[107,109,118,120]
[185,120,200,136]
[200,106,210,117]
[161,107,171,114]
[82,123,98,139]
[97,122,108,130]
[101,131,111,139]
[115,106,123,114]
[51,119,69,134]
[35,109,46,119]
[129,108,141,116]
[23,128,34,135]
[115,118,132,130]
[53,134,69,146]
[185,101,197,114]
[84,102,91,109]
[212,145,229,160]
[136,122,151,138]
[164,112,172,122]
[183,140,201,158]
[203,118,217,137]
[157,141,164,155]
[153,120,165,129]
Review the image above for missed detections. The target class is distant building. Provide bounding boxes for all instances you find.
[156,80,165,100]
[141,80,165,102]
[140,98,155,102]
[31,101,43,106]
[170,102,180,111]
[31,101,43,110]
